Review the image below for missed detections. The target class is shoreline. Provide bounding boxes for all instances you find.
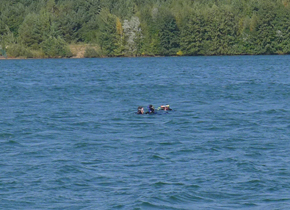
[0,54,288,60]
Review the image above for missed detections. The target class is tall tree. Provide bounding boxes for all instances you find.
[157,8,180,55]
[98,9,118,56]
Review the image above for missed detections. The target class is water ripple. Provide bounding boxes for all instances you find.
[1,56,290,209]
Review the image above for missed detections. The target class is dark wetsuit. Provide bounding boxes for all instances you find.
[145,105,155,114]
[145,110,155,114]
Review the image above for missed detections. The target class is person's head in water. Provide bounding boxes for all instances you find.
[137,106,144,114]
[160,105,172,111]
[148,104,155,113]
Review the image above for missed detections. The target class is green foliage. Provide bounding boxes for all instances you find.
[84,47,101,58]
[41,36,72,58]
[98,9,118,56]
[2,0,290,57]
[6,44,33,58]
[180,11,205,55]
[157,8,180,55]
[18,12,51,49]
[0,2,26,36]
[0,48,7,58]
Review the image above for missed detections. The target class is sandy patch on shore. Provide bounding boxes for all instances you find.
[70,44,86,58]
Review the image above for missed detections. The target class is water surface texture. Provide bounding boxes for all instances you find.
[1,56,290,209]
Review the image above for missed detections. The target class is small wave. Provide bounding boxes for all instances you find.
[158,141,182,146]
[224,146,238,151]
[247,179,263,184]
[151,155,165,160]
[252,108,289,115]
[1,139,23,147]
[214,157,237,163]
[74,142,89,148]
[7,140,18,144]
[138,200,182,210]
[57,165,84,174]
[153,181,184,187]
[169,193,204,203]
[0,133,14,139]
[241,202,258,207]
[263,198,290,202]
[139,201,160,209]
[265,109,280,114]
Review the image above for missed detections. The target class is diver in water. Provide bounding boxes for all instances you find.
[137,104,172,115]
[137,106,144,114]
[158,105,172,111]
[145,104,155,114]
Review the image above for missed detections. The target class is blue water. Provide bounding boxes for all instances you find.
[1,56,290,209]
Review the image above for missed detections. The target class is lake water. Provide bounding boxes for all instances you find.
[1,56,290,209]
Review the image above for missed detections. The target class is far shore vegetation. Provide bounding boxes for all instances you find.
[1,0,290,59]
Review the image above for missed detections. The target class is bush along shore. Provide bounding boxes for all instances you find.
[1,0,290,59]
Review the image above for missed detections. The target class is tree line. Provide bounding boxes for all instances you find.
[1,0,290,58]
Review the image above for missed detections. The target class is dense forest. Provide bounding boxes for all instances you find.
[1,0,290,58]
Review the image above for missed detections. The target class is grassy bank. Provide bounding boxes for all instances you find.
[0,43,103,59]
